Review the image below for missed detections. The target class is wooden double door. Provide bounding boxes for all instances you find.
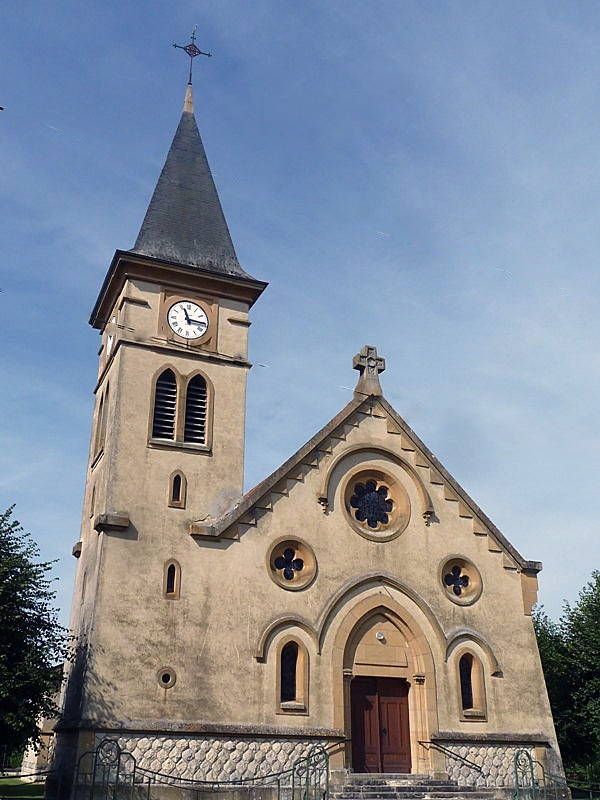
[351,676,411,773]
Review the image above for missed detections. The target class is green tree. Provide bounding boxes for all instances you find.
[534,572,600,772]
[0,506,66,753]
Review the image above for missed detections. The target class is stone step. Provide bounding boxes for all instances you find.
[330,793,495,800]
[331,775,434,784]
[330,783,478,792]
[331,788,479,794]
[331,791,486,799]
[331,780,474,794]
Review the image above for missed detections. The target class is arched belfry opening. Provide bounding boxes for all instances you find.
[330,591,443,776]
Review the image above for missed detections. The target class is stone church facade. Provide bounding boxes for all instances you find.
[53,81,563,794]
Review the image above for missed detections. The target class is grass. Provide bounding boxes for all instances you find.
[0,779,45,800]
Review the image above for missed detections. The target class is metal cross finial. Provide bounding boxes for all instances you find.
[173,26,212,85]
[353,345,386,397]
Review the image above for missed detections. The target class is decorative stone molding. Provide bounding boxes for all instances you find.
[317,445,434,525]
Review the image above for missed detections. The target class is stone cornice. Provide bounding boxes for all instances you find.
[56,719,345,739]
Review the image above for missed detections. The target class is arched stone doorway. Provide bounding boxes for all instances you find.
[330,592,444,776]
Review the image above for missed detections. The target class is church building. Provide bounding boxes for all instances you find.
[53,70,563,797]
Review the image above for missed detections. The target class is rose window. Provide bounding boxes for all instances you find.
[350,480,393,528]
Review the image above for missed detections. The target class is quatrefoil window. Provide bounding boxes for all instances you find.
[444,565,470,596]
[440,557,482,606]
[268,539,316,591]
[274,548,304,581]
[350,480,393,528]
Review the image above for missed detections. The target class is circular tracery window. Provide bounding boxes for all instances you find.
[268,538,317,591]
[440,557,482,606]
[350,480,394,528]
[343,469,410,542]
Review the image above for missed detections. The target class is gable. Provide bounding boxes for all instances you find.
[189,394,541,578]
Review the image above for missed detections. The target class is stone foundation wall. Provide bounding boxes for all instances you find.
[443,743,535,788]
[99,734,328,783]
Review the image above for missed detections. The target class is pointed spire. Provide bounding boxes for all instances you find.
[131,84,253,279]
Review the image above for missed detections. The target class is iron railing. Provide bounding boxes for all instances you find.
[73,737,332,800]
[513,749,568,800]
[418,740,483,773]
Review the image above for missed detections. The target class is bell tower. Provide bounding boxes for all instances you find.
[84,79,266,545]
[57,76,266,778]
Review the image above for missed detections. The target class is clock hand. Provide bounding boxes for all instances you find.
[188,318,207,326]
[183,309,192,324]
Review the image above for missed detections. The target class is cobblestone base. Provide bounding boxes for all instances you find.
[97,734,326,783]
[443,743,535,788]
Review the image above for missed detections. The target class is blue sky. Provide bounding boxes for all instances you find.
[2,1,599,626]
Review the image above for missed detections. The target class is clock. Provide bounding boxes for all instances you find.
[167,300,209,340]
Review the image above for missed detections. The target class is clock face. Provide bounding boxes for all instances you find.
[167,301,209,340]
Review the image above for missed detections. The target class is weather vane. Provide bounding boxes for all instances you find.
[173,25,212,84]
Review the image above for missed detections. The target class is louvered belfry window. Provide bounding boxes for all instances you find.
[184,375,207,443]
[152,369,177,439]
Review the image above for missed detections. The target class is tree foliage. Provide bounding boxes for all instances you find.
[534,571,600,771]
[0,506,66,752]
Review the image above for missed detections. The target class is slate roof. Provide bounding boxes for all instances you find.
[132,86,254,279]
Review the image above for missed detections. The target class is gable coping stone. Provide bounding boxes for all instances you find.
[188,395,542,573]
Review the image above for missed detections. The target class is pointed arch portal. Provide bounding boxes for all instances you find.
[330,592,443,776]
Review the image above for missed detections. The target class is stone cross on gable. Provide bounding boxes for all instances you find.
[353,345,385,397]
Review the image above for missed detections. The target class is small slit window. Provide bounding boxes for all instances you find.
[164,560,181,599]
[184,375,207,443]
[153,370,177,440]
[168,471,187,508]
[458,651,486,720]
[278,639,308,713]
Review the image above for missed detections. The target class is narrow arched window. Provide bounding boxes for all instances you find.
[457,651,486,719]
[278,639,308,712]
[166,564,176,594]
[153,370,177,440]
[93,384,109,459]
[94,396,104,456]
[184,375,207,443]
[168,471,187,508]
[164,560,181,599]
[81,570,87,605]
[100,383,109,447]
[281,642,298,703]
[459,654,474,710]
[92,383,110,459]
